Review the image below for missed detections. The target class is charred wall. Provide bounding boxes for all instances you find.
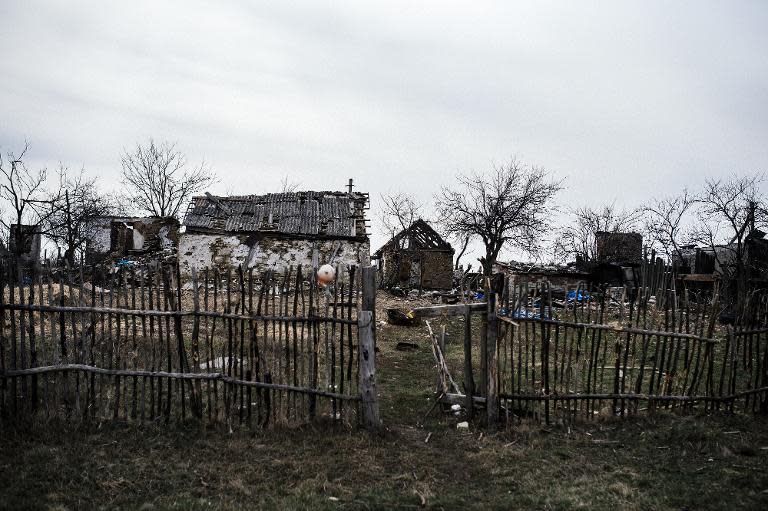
[378,248,454,290]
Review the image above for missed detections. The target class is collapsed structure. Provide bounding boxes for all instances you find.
[85,216,180,264]
[373,219,454,290]
[8,224,42,264]
[493,261,589,290]
[178,191,370,275]
[495,231,643,292]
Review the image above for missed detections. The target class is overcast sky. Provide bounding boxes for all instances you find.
[1,1,766,259]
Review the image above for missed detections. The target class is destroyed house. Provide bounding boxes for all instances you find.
[493,261,589,290]
[178,191,371,275]
[7,224,41,263]
[594,231,643,265]
[85,216,179,263]
[673,231,768,283]
[373,219,454,290]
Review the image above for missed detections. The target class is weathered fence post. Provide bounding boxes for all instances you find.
[486,278,499,425]
[463,304,475,418]
[359,266,380,430]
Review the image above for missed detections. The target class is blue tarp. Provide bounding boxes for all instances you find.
[511,308,541,319]
[567,290,590,303]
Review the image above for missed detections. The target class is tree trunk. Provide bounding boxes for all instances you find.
[454,237,470,270]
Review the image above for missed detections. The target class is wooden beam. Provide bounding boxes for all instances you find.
[410,302,487,318]
[681,273,717,282]
[358,310,380,430]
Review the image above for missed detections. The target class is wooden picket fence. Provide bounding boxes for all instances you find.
[420,276,768,425]
[0,261,379,430]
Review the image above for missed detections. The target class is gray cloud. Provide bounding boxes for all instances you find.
[1,0,766,258]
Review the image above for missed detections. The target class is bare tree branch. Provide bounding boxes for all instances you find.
[280,176,301,193]
[557,202,641,264]
[120,139,216,218]
[689,173,765,314]
[42,166,116,264]
[641,189,695,261]
[0,141,49,255]
[378,191,422,246]
[435,158,562,275]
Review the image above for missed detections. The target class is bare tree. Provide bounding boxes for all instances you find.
[0,141,49,256]
[120,139,216,218]
[378,191,422,243]
[436,158,562,275]
[557,203,640,265]
[641,189,695,261]
[691,174,765,314]
[43,167,116,265]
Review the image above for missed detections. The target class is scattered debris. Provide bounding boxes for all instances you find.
[386,308,419,327]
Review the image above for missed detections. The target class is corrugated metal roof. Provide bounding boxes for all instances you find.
[182,191,367,238]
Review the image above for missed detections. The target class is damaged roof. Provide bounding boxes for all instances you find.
[374,219,453,257]
[182,191,368,238]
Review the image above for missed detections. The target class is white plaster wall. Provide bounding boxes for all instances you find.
[179,232,371,278]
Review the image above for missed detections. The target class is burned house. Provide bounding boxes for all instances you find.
[373,219,454,290]
[594,231,643,265]
[587,231,643,287]
[673,231,768,290]
[5,224,41,265]
[493,261,590,290]
[85,216,179,263]
[178,191,370,276]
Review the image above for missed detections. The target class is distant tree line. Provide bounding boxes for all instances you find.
[2,136,764,310]
[379,159,765,314]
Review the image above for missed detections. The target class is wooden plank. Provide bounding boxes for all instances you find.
[0,364,363,401]
[410,303,488,318]
[463,305,475,418]
[681,274,717,282]
[0,303,357,325]
[486,287,499,425]
[357,310,380,429]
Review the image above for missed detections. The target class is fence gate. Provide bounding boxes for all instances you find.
[418,276,768,425]
[0,261,379,430]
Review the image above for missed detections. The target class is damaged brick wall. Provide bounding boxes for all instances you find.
[595,232,643,265]
[419,251,454,289]
[379,248,454,290]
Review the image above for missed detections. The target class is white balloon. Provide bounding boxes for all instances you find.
[317,264,336,283]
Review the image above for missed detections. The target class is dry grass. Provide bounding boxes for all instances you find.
[1,294,768,510]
